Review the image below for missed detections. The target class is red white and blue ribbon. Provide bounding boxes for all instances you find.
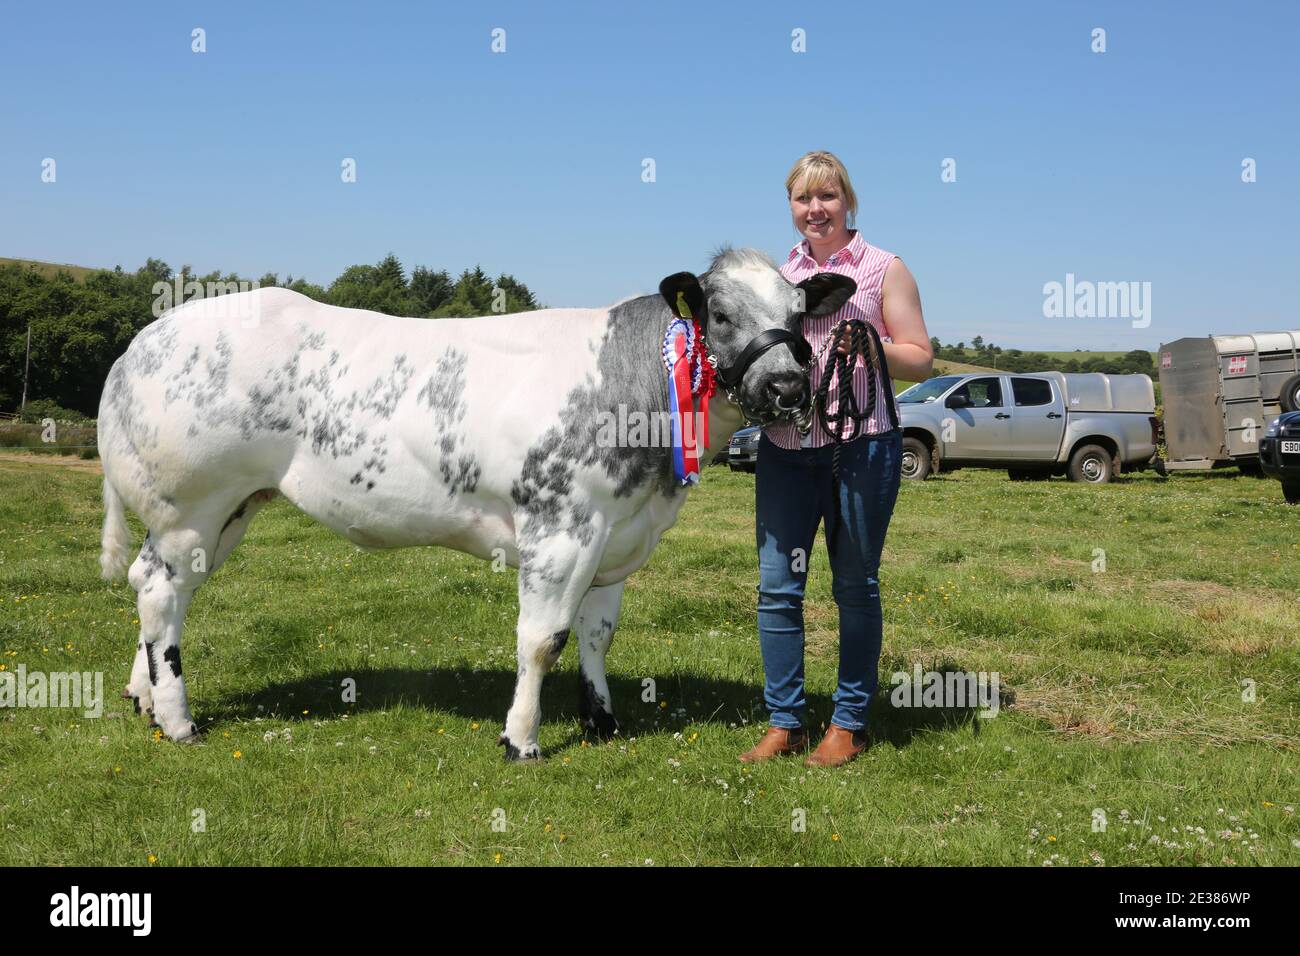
[662,308,716,485]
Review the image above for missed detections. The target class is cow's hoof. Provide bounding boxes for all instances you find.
[125,687,155,719]
[499,734,542,764]
[582,711,621,742]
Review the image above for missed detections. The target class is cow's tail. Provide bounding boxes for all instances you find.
[99,479,132,581]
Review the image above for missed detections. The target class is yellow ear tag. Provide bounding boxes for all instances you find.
[675,291,693,319]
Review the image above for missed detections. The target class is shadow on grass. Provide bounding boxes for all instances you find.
[202,660,1007,757]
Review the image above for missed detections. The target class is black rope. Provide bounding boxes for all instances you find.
[809,318,899,553]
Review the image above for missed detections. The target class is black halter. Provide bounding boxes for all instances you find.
[714,327,812,391]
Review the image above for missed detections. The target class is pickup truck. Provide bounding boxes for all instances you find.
[896,371,1159,483]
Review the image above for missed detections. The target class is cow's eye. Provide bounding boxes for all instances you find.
[713,311,729,325]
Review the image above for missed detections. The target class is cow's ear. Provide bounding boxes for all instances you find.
[659,272,706,323]
[796,272,856,317]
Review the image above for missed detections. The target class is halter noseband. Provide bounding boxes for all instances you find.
[713,327,812,391]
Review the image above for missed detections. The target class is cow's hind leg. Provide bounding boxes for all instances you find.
[501,524,608,762]
[574,581,625,740]
[123,492,271,734]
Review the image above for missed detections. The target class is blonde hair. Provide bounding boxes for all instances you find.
[785,150,858,224]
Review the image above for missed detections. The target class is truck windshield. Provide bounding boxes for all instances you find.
[897,376,963,404]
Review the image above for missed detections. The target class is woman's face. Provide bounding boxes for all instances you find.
[790,175,849,248]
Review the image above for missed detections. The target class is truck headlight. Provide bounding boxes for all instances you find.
[1265,418,1281,437]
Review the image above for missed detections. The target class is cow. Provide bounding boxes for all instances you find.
[97,248,856,761]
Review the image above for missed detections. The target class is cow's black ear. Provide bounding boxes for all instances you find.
[659,272,706,324]
[796,272,857,317]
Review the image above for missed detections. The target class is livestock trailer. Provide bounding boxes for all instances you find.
[1158,330,1300,470]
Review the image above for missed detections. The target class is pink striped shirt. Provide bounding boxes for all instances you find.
[764,231,901,449]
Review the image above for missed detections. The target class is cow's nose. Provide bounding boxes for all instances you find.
[767,376,807,411]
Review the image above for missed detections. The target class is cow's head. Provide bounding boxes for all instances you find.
[659,248,856,423]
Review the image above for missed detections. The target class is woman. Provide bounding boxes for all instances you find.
[739,150,934,768]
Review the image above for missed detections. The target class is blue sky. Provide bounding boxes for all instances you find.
[2,0,1296,350]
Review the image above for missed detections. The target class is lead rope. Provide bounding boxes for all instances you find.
[806,318,900,553]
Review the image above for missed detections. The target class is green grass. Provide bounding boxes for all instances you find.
[0,423,98,458]
[1,455,1297,866]
[932,359,1002,376]
[0,257,99,282]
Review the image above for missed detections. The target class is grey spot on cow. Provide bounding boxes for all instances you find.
[359,354,413,420]
[441,453,481,495]
[516,546,565,594]
[125,318,180,378]
[510,294,681,541]
[548,629,570,658]
[145,641,158,686]
[164,331,232,409]
[140,536,177,582]
[419,347,480,496]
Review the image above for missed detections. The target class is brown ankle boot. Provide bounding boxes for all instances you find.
[805,724,870,767]
[738,726,811,764]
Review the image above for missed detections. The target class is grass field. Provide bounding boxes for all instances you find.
[0,257,99,282]
[1,454,1297,866]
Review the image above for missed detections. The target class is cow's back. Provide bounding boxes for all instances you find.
[98,287,622,553]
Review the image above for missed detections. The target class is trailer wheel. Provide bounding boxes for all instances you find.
[901,436,931,480]
[1284,481,1300,505]
[1068,444,1113,484]
[1280,373,1300,413]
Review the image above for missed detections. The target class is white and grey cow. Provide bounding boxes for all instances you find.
[97,248,855,760]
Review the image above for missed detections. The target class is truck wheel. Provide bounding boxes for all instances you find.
[901,436,931,480]
[1068,444,1113,484]
[1280,373,1300,413]
[1284,481,1300,505]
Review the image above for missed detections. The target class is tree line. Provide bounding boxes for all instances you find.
[930,335,1154,375]
[0,255,540,419]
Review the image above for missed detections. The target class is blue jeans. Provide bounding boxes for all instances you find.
[754,428,902,731]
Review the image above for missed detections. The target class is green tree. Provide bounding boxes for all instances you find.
[409,266,453,316]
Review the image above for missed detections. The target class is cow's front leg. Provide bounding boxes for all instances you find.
[501,526,607,762]
[127,532,202,742]
[574,581,625,740]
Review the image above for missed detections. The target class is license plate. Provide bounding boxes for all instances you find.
[1282,441,1300,454]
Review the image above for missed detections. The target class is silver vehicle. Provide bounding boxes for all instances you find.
[896,371,1159,483]
[1158,329,1300,472]
[727,425,760,472]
